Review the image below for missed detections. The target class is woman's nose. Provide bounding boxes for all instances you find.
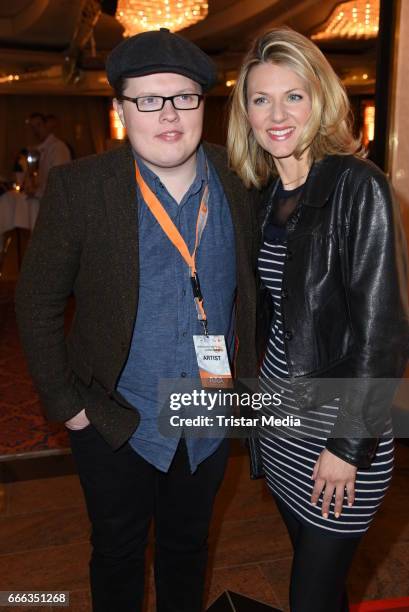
[269,101,287,123]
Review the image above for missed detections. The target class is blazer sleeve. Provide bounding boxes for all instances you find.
[15,165,85,422]
[326,171,409,467]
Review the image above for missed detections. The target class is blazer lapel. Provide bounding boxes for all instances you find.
[202,143,254,278]
[103,143,140,341]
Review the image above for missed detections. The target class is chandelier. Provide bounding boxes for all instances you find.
[311,0,379,41]
[115,0,209,35]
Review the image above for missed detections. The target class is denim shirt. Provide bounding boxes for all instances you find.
[117,146,236,472]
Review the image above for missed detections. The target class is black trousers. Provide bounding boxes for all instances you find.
[275,497,361,612]
[68,426,229,612]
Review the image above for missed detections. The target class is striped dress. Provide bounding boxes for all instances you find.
[258,185,394,537]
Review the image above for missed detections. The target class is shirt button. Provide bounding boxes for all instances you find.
[281,289,288,299]
[284,330,293,340]
[182,331,187,337]
[181,372,187,377]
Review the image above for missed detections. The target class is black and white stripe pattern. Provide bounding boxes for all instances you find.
[258,237,394,537]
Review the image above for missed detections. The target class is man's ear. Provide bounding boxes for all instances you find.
[113,98,125,127]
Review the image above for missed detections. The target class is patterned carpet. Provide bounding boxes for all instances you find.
[0,281,69,460]
[351,597,409,611]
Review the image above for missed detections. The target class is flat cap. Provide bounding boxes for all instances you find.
[106,28,217,92]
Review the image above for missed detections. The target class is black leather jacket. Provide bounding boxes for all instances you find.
[257,154,409,468]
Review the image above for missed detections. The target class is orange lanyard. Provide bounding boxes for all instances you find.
[134,160,210,335]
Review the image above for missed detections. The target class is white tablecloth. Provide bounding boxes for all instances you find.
[0,190,40,234]
[0,190,40,252]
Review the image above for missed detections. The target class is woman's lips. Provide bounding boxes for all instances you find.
[156,131,183,142]
[267,127,296,141]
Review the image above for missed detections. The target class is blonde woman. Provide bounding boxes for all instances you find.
[228,28,408,612]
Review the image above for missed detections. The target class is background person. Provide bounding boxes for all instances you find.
[45,113,76,160]
[228,27,409,612]
[24,112,71,198]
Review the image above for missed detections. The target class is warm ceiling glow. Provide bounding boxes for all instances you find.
[341,71,375,87]
[311,0,379,41]
[0,74,20,83]
[115,0,208,35]
[110,107,126,140]
[363,104,375,144]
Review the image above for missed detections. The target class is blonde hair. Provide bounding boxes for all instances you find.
[227,27,363,188]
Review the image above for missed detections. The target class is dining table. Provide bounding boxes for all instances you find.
[0,188,39,233]
[0,189,40,260]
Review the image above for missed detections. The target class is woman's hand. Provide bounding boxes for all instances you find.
[311,449,357,518]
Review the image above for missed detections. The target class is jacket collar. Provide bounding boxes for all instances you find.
[262,154,348,209]
[301,155,347,208]
[108,141,135,188]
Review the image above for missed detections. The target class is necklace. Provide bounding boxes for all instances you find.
[282,172,308,187]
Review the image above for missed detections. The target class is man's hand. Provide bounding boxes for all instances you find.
[311,449,357,518]
[65,409,90,431]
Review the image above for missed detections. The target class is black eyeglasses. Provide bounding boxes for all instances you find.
[119,94,204,112]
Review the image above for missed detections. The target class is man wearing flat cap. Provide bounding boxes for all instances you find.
[16,28,258,612]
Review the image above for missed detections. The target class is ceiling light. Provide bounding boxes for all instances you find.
[311,0,379,41]
[115,0,208,35]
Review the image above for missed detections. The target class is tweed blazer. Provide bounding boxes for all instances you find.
[15,142,259,449]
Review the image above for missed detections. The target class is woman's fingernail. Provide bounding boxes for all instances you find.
[335,512,340,518]
[348,502,353,507]
[323,512,328,519]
